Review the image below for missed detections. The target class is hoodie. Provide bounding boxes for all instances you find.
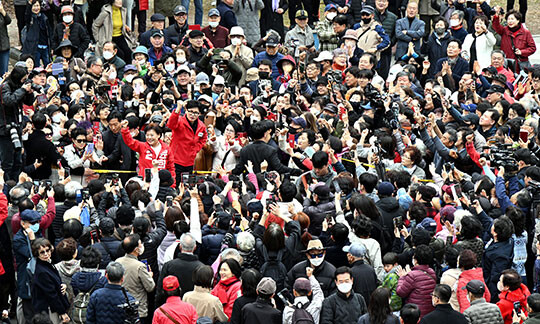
[497,284,530,324]
[55,260,81,302]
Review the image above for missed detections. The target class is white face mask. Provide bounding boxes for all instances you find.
[497,280,504,292]
[103,51,114,60]
[327,12,337,20]
[165,63,175,72]
[231,38,242,46]
[138,58,146,65]
[176,56,186,63]
[209,21,219,28]
[62,15,73,24]
[337,282,353,294]
[138,245,145,255]
[52,114,63,123]
[309,256,324,267]
[450,19,460,27]
[109,71,117,80]
[125,74,135,83]
[22,133,29,141]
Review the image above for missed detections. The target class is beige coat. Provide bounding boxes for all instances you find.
[116,254,155,318]
[92,5,137,57]
[225,44,254,86]
[183,286,228,323]
[356,20,386,61]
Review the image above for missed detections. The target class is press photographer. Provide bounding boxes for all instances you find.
[0,64,35,181]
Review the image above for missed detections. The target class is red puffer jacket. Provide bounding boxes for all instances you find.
[211,276,242,320]
[167,112,208,167]
[456,267,491,312]
[497,284,530,324]
[492,16,536,62]
[397,264,437,317]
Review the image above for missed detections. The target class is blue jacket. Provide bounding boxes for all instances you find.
[495,175,520,213]
[71,271,107,295]
[421,31,451,77]
[434,56,470,85]
[200,226,229,265]
[450,27,468,43]
[92,237,123,269]
[419,128,452,174]
[148,46,173,66]
[483,239,514,302]
[217,2,237,30]
[32,259,70,314]
[252,51,285,80]
[12,230,35,299]
[395,17,425,59]
[86,283,136,324]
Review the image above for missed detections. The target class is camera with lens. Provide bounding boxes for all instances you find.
[481,144,519,173]
[6,123,22,149]
[164,78,174,89]
[118,299,140,324]
[490,7,504,16]
[444,162,455,172]
[326,70,342,84]
[364,83,385,108]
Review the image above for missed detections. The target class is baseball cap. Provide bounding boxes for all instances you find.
[266,34,280,47]
[61,5,74,15]
[482,66,497,75]
[295,9,308,19]
[177,65,190,74]
[460,103,477,113]
[325,3,338,11]
[257,277,277,295]
[293,278,311,292]
[360,5,375,14]
[291,117,307,129]
[323,103,337,114]
[189,29,204,38]
[208,8,220,17]
[213,75,225,85]
[486,84,505,94]
[230,26,245,37]
[151,29,164,38]
[305,239,326,252]
[463,280,485,295]
[313,184,331,199]
[124,64,137,72]
[196,72,210,85]
[462,113,480,126]
[198,94,213,104]
[314,51,333,62]
[150,13,166,21]
[174,5,187,15]
[21,210,41,223]
[377,181,395,196]
[343,242,367,258]
[162,276,180,291]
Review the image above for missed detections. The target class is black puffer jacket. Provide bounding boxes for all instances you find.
[287,260,336,297]
[50,22,90,57]
[303,198,336,237]
[320,291,367,324]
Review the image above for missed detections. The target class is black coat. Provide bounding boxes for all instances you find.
[287,260,336,297]
[32,259,70,315]
[51,22,90,57]
[259,0,288,40]
[0,13,11,52]
[241,297,282,324]
[350,260,378,306]
[22,7,49,55]
[165,22,188,47]
[232,140,302,176]
[156,253,203,305]
[320,291,367,324]
[24,130,61,180]
[0,80,33,137]
[419,304,468,324]
[92,237,123,269]
[230,295,257,324]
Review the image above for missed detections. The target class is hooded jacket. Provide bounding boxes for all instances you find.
[497,284,531,324]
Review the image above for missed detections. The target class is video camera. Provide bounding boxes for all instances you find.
[481,144,519,173]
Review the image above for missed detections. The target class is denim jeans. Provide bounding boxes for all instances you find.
[181,0,203,25]
[0,50,9,76]
[0,136,22,182]
[34,46,50,67]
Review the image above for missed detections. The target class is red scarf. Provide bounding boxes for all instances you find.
[62,22,72,40]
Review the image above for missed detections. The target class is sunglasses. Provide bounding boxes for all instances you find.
[309,252,324,258]
[75,139,87,144]
[44,133,52,137]
[39,248,51,255]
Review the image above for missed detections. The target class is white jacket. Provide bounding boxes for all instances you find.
[462,32,497,70]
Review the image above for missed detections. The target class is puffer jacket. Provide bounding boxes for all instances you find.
[464,298,503,324]
[303,198,335,236]
[457,267,490,312]
[86,283,136,324]
[287,260,336,297]
[232,0,264,45]
[211,276,242,319]
[497,284,531,324]
[483,239,514,303]
[50,21,90,57]
[92,237,123,269]
[200,226,228,265]
[71,270,107,295]
[397,264,437,317]
[320,291,367,324]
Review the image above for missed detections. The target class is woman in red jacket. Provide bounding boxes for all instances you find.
[120,121,176,186]
[492,8,536,71]
[211,258,242,320]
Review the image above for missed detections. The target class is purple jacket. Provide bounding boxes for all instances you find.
[396,264,437,317]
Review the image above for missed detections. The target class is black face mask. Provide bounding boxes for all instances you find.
[162,98,174,107]
[258,71,270,79]
[361,18,372,25]
[202,87,212,96]
[289,126,301,134]
[350,101,361,111]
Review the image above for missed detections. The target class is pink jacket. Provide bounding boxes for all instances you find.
[397,264,437,317]
[457,267,491,312]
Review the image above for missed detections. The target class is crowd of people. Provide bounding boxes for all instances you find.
[0,0,540,323]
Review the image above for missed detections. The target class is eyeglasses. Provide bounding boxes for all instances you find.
[430,293,440,298]
[187,110,200,116]
[75,139,87,143]
[39,248,51,255]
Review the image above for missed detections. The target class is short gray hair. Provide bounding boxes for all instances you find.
[220,248,243,265]
[64,181,83,199]
[106,261,125,283]
[236,231,255,252]
[179,233,196,252]
[451,10,464,20]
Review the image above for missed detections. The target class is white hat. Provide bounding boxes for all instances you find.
[213,75,225,85]
[387,64,404,83]
[229,26,245,37]
[314,51,333,62]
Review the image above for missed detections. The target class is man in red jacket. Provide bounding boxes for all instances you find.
[167,100,207,187]
[152,275,198,324]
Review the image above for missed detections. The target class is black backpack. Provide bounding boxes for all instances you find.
[291,302,314,324]
[260,247,287,291]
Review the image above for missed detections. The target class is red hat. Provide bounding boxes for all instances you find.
[162,276,179,291]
